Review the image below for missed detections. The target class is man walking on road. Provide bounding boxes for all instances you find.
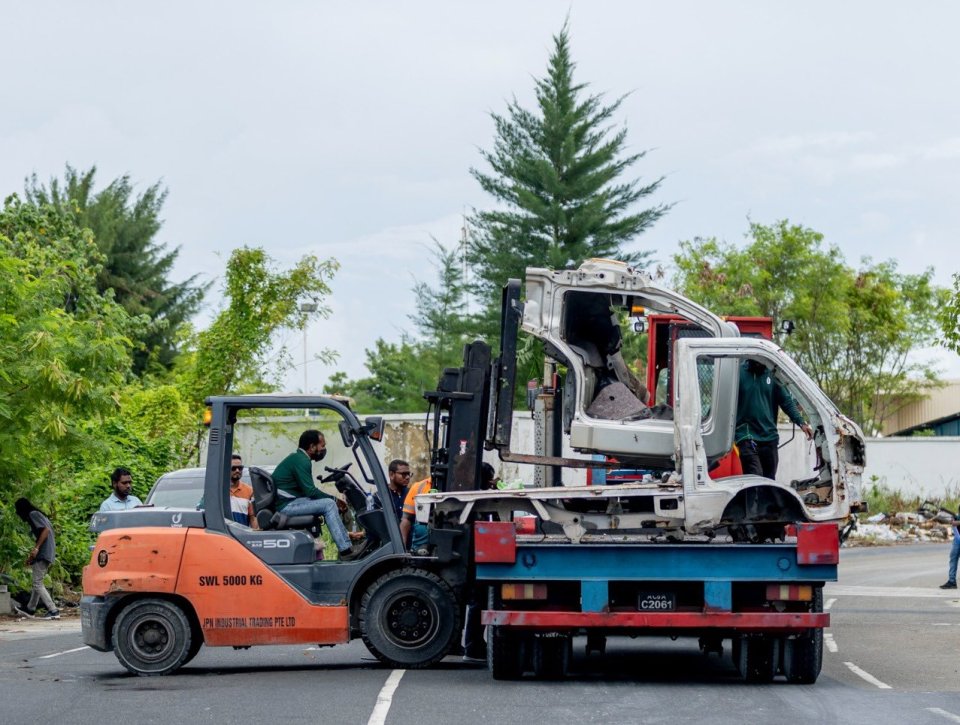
[13,498,60,619]
[941,512,959,589]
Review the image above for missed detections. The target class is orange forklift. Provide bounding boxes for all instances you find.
[81,395,472,675]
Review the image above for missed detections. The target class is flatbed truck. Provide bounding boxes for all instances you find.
[81,259,863,682]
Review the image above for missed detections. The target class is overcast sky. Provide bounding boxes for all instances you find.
[4,1,959,388]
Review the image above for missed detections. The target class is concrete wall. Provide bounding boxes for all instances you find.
[862,437,960,499]
[223,415,960,499]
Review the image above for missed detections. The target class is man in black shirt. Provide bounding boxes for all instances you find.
[380,459,411,520]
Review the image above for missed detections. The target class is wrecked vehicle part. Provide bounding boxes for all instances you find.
[674,338,865,531]
[523,262,738,468]
[489,260,866,536]
[417,485,689,542]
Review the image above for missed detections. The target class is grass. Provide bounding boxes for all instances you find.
[863,481,959,518]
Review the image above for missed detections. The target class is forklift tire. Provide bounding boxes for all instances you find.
[783,588,824,684]
[532,634,571,680]
[181,627,204,666]
[112,598,193,676]
[359,568,459,669]
[488,626,526,680]
[735,635,778,683]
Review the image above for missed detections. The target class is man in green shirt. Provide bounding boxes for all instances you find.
[735,360,813,480]
[271,429,355,559]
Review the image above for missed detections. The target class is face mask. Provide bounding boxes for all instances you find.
[313,448,327,462]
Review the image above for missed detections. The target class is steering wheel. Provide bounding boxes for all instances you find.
[319,462,352,484]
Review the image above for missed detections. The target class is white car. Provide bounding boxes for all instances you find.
[145,465,274,509]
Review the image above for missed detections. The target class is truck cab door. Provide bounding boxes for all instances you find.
[673,344,740,467]
[674,337,866,530]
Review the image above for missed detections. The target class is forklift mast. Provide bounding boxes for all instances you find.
[424,280,522,492]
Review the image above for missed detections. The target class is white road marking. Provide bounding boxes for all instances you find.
[38,645,90,659]
[825,585,955,598]
[844,661,891,689]
[927,708,960,723]
[824,597,836,610]
[368,669,405,725]
[824,633,838,653]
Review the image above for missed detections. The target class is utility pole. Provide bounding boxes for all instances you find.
[299,302,317,410]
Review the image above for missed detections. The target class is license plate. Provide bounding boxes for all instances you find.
[638,592,676,612]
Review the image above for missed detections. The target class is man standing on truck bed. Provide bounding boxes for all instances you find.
[271,430,357,561]
[735,359,813,479]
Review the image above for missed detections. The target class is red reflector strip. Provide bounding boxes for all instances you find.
[765,584,813,601]
[502,583,548,600]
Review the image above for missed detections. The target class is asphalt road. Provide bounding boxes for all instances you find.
[2,543,959,725]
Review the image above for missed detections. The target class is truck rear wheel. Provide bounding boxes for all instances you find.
[359,568,459,668]
[783,587,824,684]
[112,598,193,676]
[735,635,778,683]
[489,626,526,680]
[532,634,571,680]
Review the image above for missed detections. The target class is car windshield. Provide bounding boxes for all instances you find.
[148,476,204,509]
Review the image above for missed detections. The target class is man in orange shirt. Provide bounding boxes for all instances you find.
[399,476,432,553]
[228,454,257,528]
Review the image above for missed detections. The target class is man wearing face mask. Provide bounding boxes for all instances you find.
[735,359,813,480]
[271,429,356,560]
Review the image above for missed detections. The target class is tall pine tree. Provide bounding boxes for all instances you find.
[468,23,670,333]
[25,165,207,375]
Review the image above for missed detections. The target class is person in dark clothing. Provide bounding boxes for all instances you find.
[270,429,356,560]
[735,359,813,479]
[379,459,411,520]
[940,513,959,589]
[13,498,60,619]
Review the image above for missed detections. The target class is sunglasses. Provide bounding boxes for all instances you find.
[231,465,244,471]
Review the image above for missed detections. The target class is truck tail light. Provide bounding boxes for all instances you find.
[502,583,548,600]
[766,584,812,602]
[515,516,538,535]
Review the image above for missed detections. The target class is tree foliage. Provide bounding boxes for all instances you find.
[0,194,136,583]
[937,272,960,354]
[0,196,340,586]
[467,22,669,333]
[25,165,207,375]
[325,338,437,413]
[672,220,942,434]
[177,247,339,409]
[326,242,475,412]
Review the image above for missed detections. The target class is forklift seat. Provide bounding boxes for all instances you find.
[248,466,323,532]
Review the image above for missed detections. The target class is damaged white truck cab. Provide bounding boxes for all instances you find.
[471,258,866,537]
[521,260,864,533]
